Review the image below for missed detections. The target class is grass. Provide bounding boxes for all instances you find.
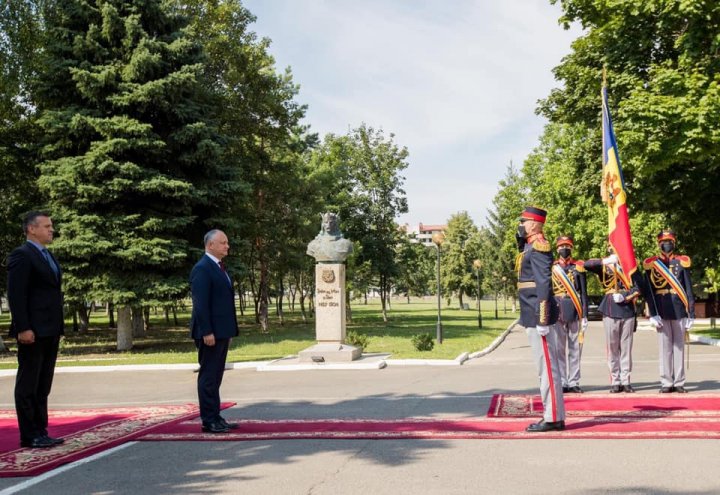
[0,298,517,367]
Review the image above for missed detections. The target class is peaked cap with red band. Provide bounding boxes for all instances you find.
[657,229,676,242]
[555,235,574,248]
[520,206,547,224]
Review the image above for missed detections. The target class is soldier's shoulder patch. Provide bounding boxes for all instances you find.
[532,238,551,252]
[574,260,586,272]
[676,255,691,268]
[643,256,657,270]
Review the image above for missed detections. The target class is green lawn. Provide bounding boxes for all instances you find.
[0,298,517,367]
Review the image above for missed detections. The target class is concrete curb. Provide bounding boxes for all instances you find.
[385,351,469,367]
[689,334,720,347]
[467,319,520,360]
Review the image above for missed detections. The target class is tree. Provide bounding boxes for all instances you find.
[394,233,434,303]
[34,0,242,348]
[542,0,720,274]
[184,0,315,333]
[308,124,409,322]
[441,211,481,308]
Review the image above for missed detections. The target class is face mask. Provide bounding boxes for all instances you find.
[558,248,571,259]
[515,224,527,252]
[660,241,674,254]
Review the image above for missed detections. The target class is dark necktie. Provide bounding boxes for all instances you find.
[219,261,227,272]
[42,248,59,279]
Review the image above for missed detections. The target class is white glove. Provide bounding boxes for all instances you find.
[537,325,551,336]
[684,318,694,330]
[602,254,619,265]
[581,318,588,331]
[612,293,624,303]
[649,315,663,329]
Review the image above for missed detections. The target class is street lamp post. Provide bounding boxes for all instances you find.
[473,259,483,329]
[432,232,445,344]
[493,272,499,319]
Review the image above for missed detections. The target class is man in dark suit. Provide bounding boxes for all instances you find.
[7,211,65,448]
[190,229,239,433]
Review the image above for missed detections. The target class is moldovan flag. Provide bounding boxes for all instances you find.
[600,85,637,287]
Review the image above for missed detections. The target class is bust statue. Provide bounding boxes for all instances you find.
[307,213,353,263]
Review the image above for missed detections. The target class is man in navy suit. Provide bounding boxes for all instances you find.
[190,229,239,433]
[7,211,66,448]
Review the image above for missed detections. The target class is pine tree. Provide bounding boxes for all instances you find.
[34,0,241,348]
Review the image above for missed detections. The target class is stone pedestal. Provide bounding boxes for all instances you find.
[299,263,361,363]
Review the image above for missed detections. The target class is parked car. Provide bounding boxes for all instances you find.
[586,295,603,321]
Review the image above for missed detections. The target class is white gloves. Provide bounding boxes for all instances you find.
[649,315,664,329]
[612,293,624,303]
[581,318,588,331]
[684,318,694,330]
[537,325,551,336]
[602,254,619,265]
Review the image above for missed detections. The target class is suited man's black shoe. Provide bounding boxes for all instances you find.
[659,387,674,393]
[569,386,583,393]
[610,385,623,393]
[43,435,65,445]
[526,420,565,432]
[562,386,570,393]
[201,421,229,434]
[623,385,635,393]
[218,417,239,430]
[20,436,55,449]
[674,386,688,393]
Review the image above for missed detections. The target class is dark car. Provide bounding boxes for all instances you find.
[586,295,603,321]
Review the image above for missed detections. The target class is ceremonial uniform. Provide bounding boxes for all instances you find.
[551,236,589,393]
[644,230,695,393]
[516,207,564,432]
[584,254,640,392]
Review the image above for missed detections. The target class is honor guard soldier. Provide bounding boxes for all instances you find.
[584,244,640,393]
[552,236,589,393]
[643,230,694,393]
[515,206,565,432]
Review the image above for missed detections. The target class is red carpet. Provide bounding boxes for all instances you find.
[0,403,234,477]
[487,393,720,418]
[138,394,720,442]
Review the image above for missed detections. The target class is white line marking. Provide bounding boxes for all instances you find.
[0,442,136,495]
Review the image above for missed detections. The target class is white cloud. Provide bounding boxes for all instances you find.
[244,0,582,227]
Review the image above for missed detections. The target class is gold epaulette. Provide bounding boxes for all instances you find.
[574,260,585,272]
[676,255,691,268]
[532,239,551,252]
[643,256,657,270]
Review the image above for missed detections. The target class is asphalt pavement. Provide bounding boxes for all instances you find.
[0,320,719,495]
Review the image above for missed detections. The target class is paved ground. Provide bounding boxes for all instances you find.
[0,320,719,494]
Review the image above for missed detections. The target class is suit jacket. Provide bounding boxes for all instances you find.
[7,242,64,338]
[190,254,239,340]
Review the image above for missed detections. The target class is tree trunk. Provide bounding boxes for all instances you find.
[164,306,170,323]
[258,258,269,333]
[108,302,115,328]
[131,306,145,338]
[117,305,133,351]
[277,276,285,325]
[77,303,90,333]
[0,336,7,352]
[458,290,464,309]
[72,310,78,332]
[172,304,179,325]
[346,289,353,323]
[380,275,388,323]
[143,307,151,332]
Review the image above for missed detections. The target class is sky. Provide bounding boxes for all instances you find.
[243,0,582,230]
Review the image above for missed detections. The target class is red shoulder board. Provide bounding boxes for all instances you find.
[574,260,585,272]
[643,256,658,270]
[675,255,691,268]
